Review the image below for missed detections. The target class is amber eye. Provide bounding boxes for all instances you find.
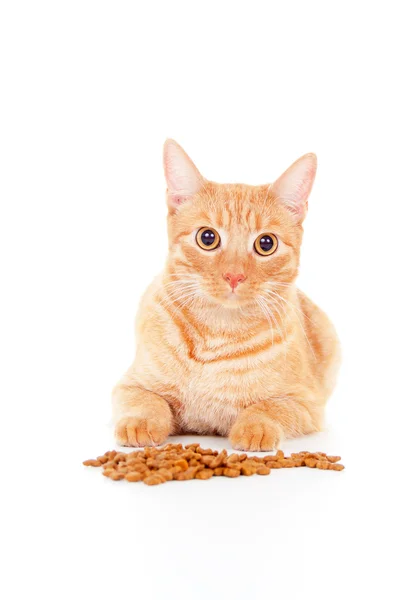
[254,233,278,256]
[196,227,220,251]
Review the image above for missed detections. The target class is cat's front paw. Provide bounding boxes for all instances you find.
[115,415,170,447]
[229,413,283,452]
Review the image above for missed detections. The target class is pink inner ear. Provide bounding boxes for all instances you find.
[272,153,317,220]
[163,139,204,209]
[289,175,312,215]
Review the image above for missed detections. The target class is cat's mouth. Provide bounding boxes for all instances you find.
[186,282,255,308]
[209,288,253,308]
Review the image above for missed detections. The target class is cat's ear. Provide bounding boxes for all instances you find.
[270,153,317,221]
[163,139,204,211]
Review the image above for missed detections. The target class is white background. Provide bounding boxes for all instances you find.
[1,1,400,599]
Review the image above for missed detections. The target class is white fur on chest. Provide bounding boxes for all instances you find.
[177,355,275,435]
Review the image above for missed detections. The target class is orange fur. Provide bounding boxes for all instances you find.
[113,140,340,451]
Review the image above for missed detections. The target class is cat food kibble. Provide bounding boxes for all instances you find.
[83,444,344,485]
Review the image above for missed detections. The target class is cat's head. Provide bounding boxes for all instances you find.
[163,139,316,309]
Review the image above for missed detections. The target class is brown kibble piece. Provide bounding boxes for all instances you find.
[157,460,174,469]
[117,466,129,474]
[304,452,326,460]
[213,467,224,476]
[241,465,256,476]
[263,455,279,463]
[181,451,194,460]
[241,459,259,470]
[197,447,216,455]
[128,462,148,473]
[223,468,241,478]
[175,459,189,471]
[125,472,143,482]
[102,469,115,477]
[280,459,296,468]
[83,459,102,467]
[109,471,125,480]
[304,458,318,468]
[256,466,271,475]
[126,457,145,466]
[103,460,117,469]
[96,455,109,464]
[200,455,215,467]
[210,450,228,469]
[156,468,173,481]
[329,463,344,471]
[143,474,166,486]
[316,460,344,471]
[174,467,199,480]
[114,453,127,463]
[327,456,341,463]
[195,469,214,480]
[226,464,241,473]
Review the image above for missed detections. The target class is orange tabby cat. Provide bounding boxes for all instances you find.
[112,140,340,451]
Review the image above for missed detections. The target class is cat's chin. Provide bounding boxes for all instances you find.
[209,292,251,309]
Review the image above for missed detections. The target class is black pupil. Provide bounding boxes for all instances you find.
[259,236,273,252]
[201,230,216,246]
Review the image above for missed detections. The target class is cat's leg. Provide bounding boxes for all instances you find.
[113,380,173,447]
[229,396,322,452]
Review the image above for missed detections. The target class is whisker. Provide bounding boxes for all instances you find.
[262,288,316,359]
[255,296,274,347]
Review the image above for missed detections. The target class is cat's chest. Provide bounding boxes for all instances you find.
[158,310,288,432]
[184,355,271,399]
[177,360,272,435]
[178,327,283,403]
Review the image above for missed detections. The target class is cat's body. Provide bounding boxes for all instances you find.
[113,143,340,451]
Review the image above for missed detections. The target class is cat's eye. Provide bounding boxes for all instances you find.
[254,233,278,256]
[196,227,220,251]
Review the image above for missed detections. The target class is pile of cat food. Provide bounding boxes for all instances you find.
[83,443,344,486]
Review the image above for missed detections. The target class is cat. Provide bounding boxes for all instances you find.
[112,139,340,451]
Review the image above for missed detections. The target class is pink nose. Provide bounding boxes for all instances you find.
[223,272,246,290]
